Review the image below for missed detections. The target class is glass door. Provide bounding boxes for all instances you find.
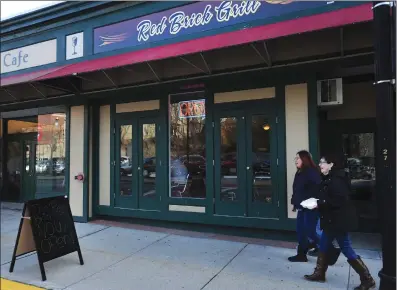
[115,120,137,209]
[138,117,161,210]
[214,108,279,218]
[246,112,278,218]
[114,115,161,211]
[214,111,247,216]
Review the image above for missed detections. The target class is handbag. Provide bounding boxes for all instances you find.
[327,245,341,266]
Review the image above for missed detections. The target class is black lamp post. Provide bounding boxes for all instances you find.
[372,2,396,290]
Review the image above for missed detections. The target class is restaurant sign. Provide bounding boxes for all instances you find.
[1,39,57,74]
[178,100,206,119]
[94,0,332,54]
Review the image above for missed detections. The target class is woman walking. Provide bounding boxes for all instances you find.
[288,150,321,262]
[304,153,376,290]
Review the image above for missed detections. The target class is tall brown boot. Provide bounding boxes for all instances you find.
[304,252,328,282]
[348,256,376,290]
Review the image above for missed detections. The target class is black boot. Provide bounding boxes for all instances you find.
[304,252,328,282]
[348,256,376,290]
[288,246,308,262]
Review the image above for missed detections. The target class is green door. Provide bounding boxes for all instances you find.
[214,104,279,218]
[7,135,36,202]
[114,114,161,211]
[214,111,247,216]
[245,111,279,218]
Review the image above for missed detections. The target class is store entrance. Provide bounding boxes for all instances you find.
[114,112,162,211]
[213,101,279,218]
[5,134,37,202]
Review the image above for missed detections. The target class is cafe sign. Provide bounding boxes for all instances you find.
[1,39,57,74]
[94,0,332,54]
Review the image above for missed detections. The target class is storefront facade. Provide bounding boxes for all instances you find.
[0,1,391,232]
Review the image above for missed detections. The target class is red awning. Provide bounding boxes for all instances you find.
[0,65,70,87]
[1,3,372,88]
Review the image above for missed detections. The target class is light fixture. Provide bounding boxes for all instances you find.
[55,117,59,127]
[263,124,270,131]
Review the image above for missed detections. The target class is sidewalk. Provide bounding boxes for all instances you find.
[1,208,382,290]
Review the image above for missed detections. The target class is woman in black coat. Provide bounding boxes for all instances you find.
[304,153,376,290]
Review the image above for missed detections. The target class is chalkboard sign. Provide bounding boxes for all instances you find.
[9,196,84,281]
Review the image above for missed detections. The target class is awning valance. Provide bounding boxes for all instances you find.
[0,3,372,88]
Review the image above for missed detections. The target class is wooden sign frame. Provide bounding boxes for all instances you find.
[9,196,84,281]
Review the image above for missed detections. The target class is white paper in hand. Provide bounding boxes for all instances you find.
[300,198,319,210]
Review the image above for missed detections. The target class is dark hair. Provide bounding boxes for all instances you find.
[297,150,317,171]
[320,152,345,170]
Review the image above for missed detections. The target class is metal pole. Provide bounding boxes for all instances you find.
[372,2,396,290]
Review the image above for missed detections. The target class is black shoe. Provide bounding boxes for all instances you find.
[308,247,319,257]
[288,253,308,262]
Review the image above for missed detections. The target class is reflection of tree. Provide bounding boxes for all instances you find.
[143,124,156,158]
[220,118,237,154]
[120,125,132,157]
[357,133,374,157]
[344,133,374,158]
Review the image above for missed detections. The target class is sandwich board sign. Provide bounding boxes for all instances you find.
[9,196,84,281]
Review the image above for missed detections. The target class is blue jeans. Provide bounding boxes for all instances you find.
[308,219,322,247]
[296,209,319,253]
[319,231,358,260]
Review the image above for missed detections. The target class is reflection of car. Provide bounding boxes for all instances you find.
[143,157,156,178]
[35,160,50,174]
[53,160,65,175]
[179,155,206,176]
[120,160,132,176]
[221,153,237,175]
[220,152,271,177]
[347,157,373,180]
[253,152,271,177]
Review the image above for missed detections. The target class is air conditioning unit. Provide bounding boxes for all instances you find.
[317,78,343,106]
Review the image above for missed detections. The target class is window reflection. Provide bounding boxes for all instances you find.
[5,141,23,201]
[120,125,133,196]
[169,95,206,198]
[35,114,66,193]
[251,116,272,203]
[343,133,376,221]
[142,123,156,198]
[220,117,238,201]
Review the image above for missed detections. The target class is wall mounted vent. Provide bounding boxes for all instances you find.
[317,78,343,106]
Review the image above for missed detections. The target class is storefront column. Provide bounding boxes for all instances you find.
[69,105,90,222]
[373,2,396,290]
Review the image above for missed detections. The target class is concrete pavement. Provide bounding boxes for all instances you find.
[0,207,382,290]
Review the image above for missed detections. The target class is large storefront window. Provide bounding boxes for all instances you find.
[169,93,206,198]
[36,114,67,194]
[3,113,67,202]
